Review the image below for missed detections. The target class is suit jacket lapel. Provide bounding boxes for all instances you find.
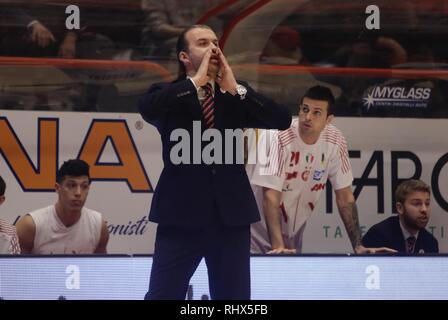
[189,95,203,123]
[391,217,407,252]
[174,77,204,123]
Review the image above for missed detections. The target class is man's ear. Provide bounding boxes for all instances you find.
[396,202,404,215]
[0,195,5,205]
[179,51,190,65]
[326,114,334,125]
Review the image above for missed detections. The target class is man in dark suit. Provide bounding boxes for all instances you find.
[362,179,438,254]
[138,24,291,300]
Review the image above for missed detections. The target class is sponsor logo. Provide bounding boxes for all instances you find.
[301,170,310,182]
[311,183,325,192]
[362,86,431,110]
[313,170,325,181]
[286,171,298,180]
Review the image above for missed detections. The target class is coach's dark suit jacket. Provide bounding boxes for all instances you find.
[362,216,439,253]
[139,78,291,227]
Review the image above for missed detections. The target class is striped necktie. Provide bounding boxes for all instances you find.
[201,83,215,129]
[406,236,416,253]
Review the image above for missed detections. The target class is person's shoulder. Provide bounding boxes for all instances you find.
[147,78,194,93]
[369,216,398,232]
[147,78,181,88]
[378,215,398,227]
[277,124,296,146]
[320,124,349,157]
[420,227,438,243]
[147,81,171,90]
[362,216,395,246]
[28,205,53,217]
[81,208,103,231]
[323,124,348,142]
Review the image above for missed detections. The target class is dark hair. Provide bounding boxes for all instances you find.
[0,175,5,196]
[395,179,431,204]
[300,85,335,116]
[56,159,90,184]
[176,24,213,80]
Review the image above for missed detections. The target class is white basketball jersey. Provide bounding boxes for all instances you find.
[247,119,353,253]
[29,205,102,254]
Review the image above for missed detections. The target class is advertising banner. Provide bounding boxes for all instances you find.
[1,111,447,253]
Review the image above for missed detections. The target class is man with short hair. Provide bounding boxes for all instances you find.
[362,179,438,253]
[0,175,21,254]
[248,85,395,255]
[138,24,291,300]
[16,159,109,254]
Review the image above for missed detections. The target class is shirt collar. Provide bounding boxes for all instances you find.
[188,76,215,92]
[399,218,419,240]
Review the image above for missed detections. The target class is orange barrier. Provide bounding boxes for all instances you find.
[1,57,446,83]
[0,56,174,81]
[233,64,448,79]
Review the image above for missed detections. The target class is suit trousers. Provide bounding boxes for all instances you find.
[145,218,251,300]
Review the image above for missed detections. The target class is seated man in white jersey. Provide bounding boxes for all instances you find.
[16,159,109,254]
[247,85,396,254]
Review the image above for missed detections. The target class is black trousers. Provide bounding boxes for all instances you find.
[145,221,251,300]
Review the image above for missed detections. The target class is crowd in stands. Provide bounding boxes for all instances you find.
[0,0,446,113]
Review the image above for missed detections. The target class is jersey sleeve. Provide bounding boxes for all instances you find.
[327,131,353,190]
[247,129,286,192]
[10,231,21,254]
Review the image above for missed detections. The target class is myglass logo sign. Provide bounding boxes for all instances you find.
[362,86,431,110]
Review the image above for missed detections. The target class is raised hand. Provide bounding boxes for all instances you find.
[31,22,55,48]
[215,48,238,94]
[58,32,77,59]
[355,245,397,254]
[191,49,212,87]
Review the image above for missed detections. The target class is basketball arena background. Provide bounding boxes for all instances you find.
[1,0,448,300]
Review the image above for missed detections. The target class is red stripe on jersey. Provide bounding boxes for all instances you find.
[323,125,351,174]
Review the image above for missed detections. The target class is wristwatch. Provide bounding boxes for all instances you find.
[235,84,247,100]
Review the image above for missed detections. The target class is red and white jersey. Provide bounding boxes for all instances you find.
[247,119,353,253]
[0,218,21,254]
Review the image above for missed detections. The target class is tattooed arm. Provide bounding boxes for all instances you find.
[335,186,362,250]
[335,186,396,254]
